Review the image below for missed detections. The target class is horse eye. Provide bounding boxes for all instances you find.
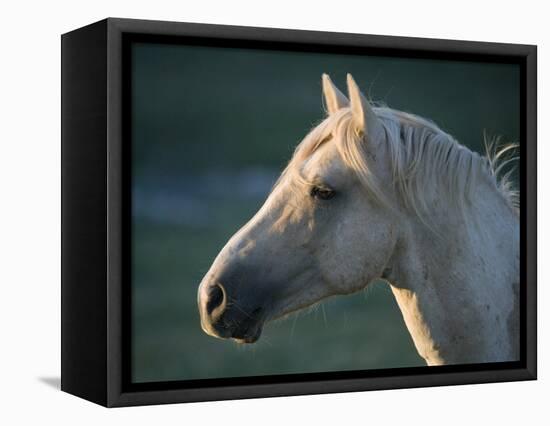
[310,185,335,201]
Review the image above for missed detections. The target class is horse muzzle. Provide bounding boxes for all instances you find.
[198,281,264,344]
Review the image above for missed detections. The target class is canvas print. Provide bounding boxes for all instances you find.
[131,43,520,383]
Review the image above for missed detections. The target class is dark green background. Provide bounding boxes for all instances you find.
[131,42,520,383]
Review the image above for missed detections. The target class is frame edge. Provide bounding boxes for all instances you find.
[61,19,110,407]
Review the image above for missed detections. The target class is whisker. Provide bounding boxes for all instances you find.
[289,314,299,343]
[321,303,328,329]
[227,297,253,318]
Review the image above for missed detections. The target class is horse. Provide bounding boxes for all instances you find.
[197,74,519,366]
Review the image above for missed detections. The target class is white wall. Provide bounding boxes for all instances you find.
[0,0,546,424]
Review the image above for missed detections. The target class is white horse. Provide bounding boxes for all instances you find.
[197,74,519,366]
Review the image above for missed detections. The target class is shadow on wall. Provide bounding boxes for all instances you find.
[38,377,61,390]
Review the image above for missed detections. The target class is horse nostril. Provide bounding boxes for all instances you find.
[205,283,226,317]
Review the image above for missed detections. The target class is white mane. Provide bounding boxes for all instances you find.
[282,106,519,220]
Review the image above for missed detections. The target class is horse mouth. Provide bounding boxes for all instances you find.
[200,307,265,344]
[232,325,263,344]
[228,315,264,344]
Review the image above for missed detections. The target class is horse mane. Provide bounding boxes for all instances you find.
[280,106,519,219]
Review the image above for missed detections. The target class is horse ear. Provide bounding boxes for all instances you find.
[346,74,384,138]
[322,74,348,115]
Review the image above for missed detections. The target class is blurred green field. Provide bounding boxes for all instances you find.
[131,42,520,383]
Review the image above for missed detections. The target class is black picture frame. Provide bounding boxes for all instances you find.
[61,17,537,407]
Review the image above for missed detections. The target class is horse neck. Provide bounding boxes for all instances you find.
[384,174,519,365]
